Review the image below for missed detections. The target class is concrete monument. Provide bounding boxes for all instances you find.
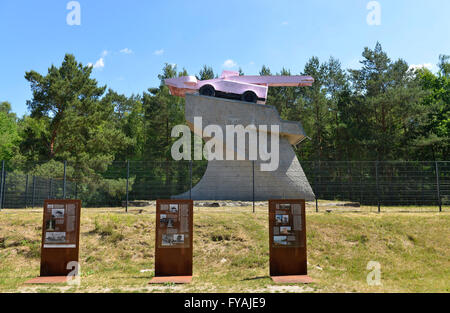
[166,71,315,201]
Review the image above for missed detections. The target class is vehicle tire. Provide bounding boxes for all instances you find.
[199,85,215,97]
[242,91,257,103]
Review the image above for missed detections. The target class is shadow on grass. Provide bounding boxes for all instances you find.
[241,276,270,281]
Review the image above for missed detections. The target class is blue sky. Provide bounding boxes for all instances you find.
[1,0,449,117]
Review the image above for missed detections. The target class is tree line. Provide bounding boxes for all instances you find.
[0,42,448,184]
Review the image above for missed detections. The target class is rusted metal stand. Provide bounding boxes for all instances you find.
[149,199,193,284]
[269,199,314,284]
[25,200,81,285]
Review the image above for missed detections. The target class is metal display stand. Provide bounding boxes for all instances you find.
[149,199,193,284]
[25,199,81,284]
[268,199,313,283]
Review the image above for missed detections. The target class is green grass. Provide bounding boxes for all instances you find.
[0,205,448,293]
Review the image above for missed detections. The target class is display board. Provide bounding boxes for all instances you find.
[40,199,81,276]
[154,199,193,277]
[269,199,307,276]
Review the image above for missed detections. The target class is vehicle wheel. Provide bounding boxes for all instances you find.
[242,91,257,103]
[199,85,215,97]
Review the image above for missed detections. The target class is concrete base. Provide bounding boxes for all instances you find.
[173,94,315,201]
[149,276,192,284]
[271,275,314,284]
[24,276,70,284]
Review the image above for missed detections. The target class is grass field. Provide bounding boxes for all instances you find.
[0,203,449,293]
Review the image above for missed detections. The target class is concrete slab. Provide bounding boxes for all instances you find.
[149,276,192,284]
[24,276,70,284]
[271,275,315,284]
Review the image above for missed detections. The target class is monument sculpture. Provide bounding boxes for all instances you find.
[165,70,314,103]
[166,71,315,201]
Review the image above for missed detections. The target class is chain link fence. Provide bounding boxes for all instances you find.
[0,160,448,212]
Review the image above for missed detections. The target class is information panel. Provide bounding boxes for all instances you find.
[155,199,193,277]
[40,199,81,276]
[269,199,307,276]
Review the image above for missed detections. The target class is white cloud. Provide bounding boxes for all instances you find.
[120,48,133,54]
[154,49,164,56]
[88,57,105,69]
[408,63,433,72]
[281,21,288,26]
[101,50,109,57]
[223,59,237,68]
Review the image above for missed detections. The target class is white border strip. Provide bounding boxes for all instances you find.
[43,244,76,248]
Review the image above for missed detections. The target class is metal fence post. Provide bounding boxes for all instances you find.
[359,162,363,205]
[315,161,319,213]
[32,176,36,208]
[24,174,29,208]
[252,160,255,213]
[0,160,4,210]
[1,168,6,210]
[63,160,67,199]
[375,161,380,213]
[189,160,192,200]
[125,160,130,213]
[49,178,52,199]
[318,161,322,212]
[435,161,442,212]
